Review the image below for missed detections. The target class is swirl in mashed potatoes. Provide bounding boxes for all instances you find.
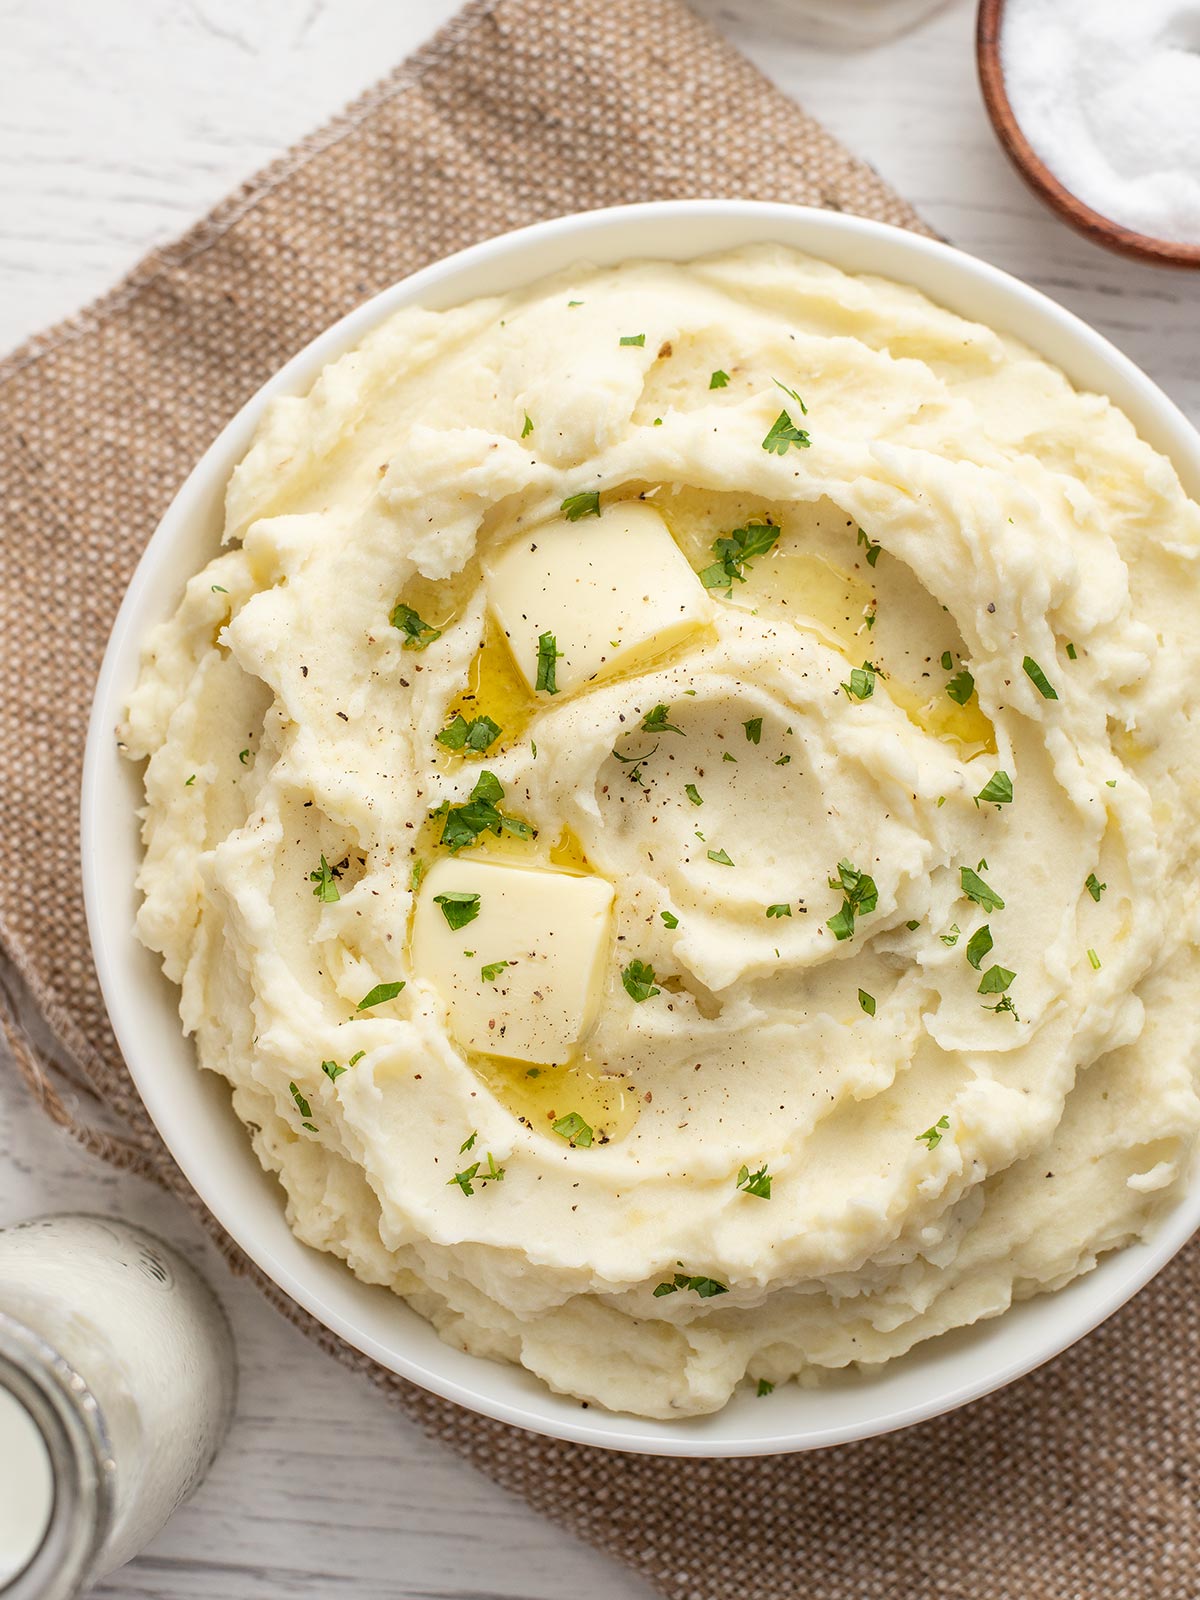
[124,246,1200,1418]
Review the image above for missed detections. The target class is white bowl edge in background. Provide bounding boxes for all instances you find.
[81,200,1200,1457]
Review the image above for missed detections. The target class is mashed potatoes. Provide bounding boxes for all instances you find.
[123,246,1200,1418]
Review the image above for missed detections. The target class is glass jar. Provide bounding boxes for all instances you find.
[0,1214,236,1598]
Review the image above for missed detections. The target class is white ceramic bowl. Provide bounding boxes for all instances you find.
[83,200,1200,1456]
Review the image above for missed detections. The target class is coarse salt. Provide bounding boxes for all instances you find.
[1002,0,1200,245]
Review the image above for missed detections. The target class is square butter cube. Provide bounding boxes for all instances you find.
[483,500,711,695]
[413,858,615,1064]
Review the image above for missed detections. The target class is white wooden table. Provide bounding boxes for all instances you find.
[2,2,1197,1595]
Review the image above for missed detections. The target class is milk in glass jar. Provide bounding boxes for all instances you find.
[0,1214,236,1598]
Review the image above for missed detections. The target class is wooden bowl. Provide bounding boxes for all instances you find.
[976,0,1200,269]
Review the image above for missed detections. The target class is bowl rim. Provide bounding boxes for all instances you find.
[975,0,1200,270]
[82,197,1200,1456]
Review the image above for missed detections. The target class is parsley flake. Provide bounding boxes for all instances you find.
[1085,873,1106,902]
[552,1112,594,1147]
[437,770,534,852]
[940,923,961,946]
[699,521,780,593]
[736,1163,772,1199]
[653,1270,728,1299]
[1023,656,1058,700]
[1066,642,1078,660]
[743,717,763,744]
[535,631,562,694]
[965,924,993,970]
[756,1379,775,1397]
[561,490,601,521]
[975,770,1013,806]
[709,369,730,389]
[480,960,510,983]
[289,1082,313,1120]
[858,989,876,1016]
[619,333,646,346]
[321,1060,345,1081]
[916,1115,950,1150]
[447,1151,505,1195]
[960,866,1005,912]
[438,713,502,753]
[1087,947,1102,970]
[762,409,811,455]
[356,981,405,1010]
[766,903,791,919]
[643,703,683,735]
[521,412,534,439]
[946,668,975,705]
[685,783,703,806]
[622,958,660,1002]
[977,964,1016,995]
[857,527,882,567]
[434,891,480,931]
[390,602,442,650]
[707,847,734,867]
[773,378,808,414]
[826,859,879,942]
[309,854,340,903]
[661,910,679,929]
[841,662,876,701]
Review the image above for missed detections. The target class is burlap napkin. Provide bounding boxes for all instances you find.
[1,0,1196,1594]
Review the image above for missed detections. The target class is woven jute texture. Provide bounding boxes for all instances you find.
[2,1,1197,1594]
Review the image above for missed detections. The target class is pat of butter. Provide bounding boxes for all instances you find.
[413,857,615,1064]
[483,500,711,695]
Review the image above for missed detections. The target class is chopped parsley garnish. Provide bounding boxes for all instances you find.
[977,964,1015,995]
[857,527,882,567]
[438,770,535,852]
[773,379,808,414]
[1066,642,1078,660]
[238,748,250,765]
[211,584,228,593]
[348,1051,365,1066]
[622,958,660,1002]
[1087,947,1102,970]
[309,854,340,903]
[685,783,703,807]
[965,924,993,970]
[709,369,729,389]
[841,661,876,701]
[1085,873,1106,902]
[185,774,195,786]
[321,1060,345,1081]
[975,770,1013,806]
[619,333,646,346]
[940,923,961,946]
[356,981,405,1010]
[723,752,737,763]
[661,910,680,929]
[736,1163,772,1199]
[916,1115,949,1150]
[643,703,683,735]
[561,490,601,521]
[411,860,426,891]
[826,859,878,942]
[535,631,562,694]
[756,1379,775,1397]
[946,668,975,705]
[521,412,534,438]
[941,651,954,672]
[776,754,791,766]
[984,994,1021,1019]
[390,602,442,650]
[762,409,811,455]
[766,903,791,919]
[960,865,1004,912]
[1023,656,1058,700]
[438,713,502,753]
[289,1082,313,1121]
[707,847,734,867]
[859,988,876,1016]
[433,891,480,931]
[460,1131,477,1152]
[552,1112,594,1147]
[699,521,780,593]
[653,1270,729,1299]
[743,717,763,744]
[480,959,510,983]
[447,1151,505,1195]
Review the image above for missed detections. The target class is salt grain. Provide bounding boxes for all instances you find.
[1002,0,1200,245]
